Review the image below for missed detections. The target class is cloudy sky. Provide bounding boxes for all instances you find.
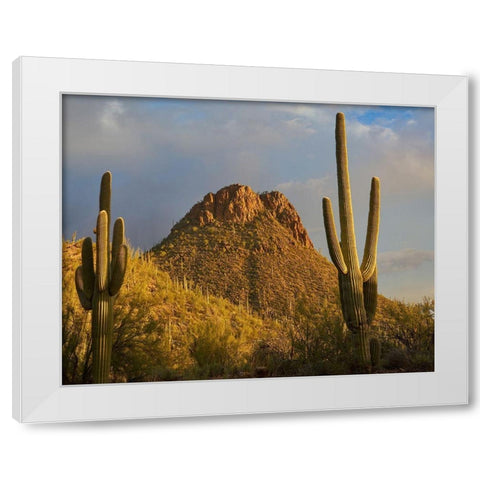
[62,95,434,302]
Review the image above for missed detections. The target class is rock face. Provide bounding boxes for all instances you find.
[187,184,314,248]
[260,191,313,248]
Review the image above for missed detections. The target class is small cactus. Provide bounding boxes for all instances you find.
[323,113,380,372]
[75,172,128,383]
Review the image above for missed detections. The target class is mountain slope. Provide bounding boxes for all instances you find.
[62,240,267,384]
[151,184,339,320]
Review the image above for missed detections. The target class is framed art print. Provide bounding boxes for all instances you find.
[13,57,468,422]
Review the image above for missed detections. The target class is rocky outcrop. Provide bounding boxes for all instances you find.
[260,191,314,248]
[185,184,313,248]
[189,185,264,225]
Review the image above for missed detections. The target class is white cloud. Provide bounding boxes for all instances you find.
[378,249,434,273]
[271,104,332,123]
[275,176,332,196]
[63,96,320,173]
[345,118,434,196]
[284,117,316,135]
[99,99,125,130]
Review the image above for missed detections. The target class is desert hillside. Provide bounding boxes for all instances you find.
[63,185,434,383]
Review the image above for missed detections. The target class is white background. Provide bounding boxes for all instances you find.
[0,1,476,478]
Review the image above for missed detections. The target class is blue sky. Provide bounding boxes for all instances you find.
[62,95,434,302]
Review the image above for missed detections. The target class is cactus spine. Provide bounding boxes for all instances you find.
[75,171,128,383]
[322,113,380,372]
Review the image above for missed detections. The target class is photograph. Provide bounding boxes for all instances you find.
[61,95,435,384]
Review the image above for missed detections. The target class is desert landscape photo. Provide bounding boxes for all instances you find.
[62,96,434,384]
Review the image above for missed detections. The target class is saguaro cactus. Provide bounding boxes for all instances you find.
[75,171,128,383]
[322,113,380,372]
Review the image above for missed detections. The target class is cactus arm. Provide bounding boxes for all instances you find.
[111,217,125,269]
[75,266,92,310]
[81,237,95,300]
[96,210,109,292]
[335,112,358,265]
[109,244,128,296]
[363,266,378,326]
[360,177,380,282]
[99,171,111,216]
[322,197,347,274]
[99,171,111,268]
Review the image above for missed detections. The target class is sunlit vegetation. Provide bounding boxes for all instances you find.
[63,240,434,384]
[151,213,340,321]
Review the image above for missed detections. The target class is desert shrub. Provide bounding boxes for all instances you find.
[382,348,411,371]
[188,316,237,378]
[375,297,434,372]
[250,297,355,377]
[62,242,93,384]
[251,335,296,377]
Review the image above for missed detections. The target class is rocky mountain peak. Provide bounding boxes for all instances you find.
[186,184,314,248]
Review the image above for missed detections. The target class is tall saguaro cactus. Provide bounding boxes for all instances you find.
[75,171,128,383]
[322,113,380,372]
